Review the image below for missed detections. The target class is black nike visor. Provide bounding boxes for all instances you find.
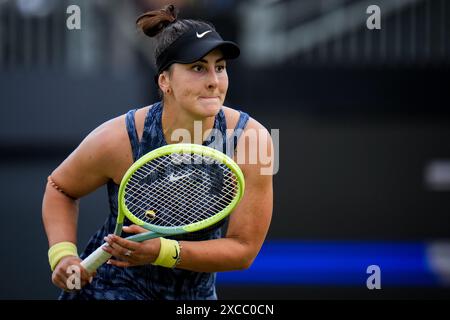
[155,28,240,76]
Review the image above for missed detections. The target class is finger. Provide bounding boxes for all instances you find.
[55,279,68,291]
[61,267,86,291]
[79,267,94,284]
[54,269,68,283]
[107,259,132,268]
[102,240,130,260]
[103,236,124,251]
[53,273,66,289]
[63,270,89,289]
[80,276,92,287]
[123,225,148,234]
[79,264,96,279]
[54,273,71,291]
[61,260,88,284]
[101,242,116,255]
[105,234,139,252]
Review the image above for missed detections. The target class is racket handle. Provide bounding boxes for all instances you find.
[80,244,112,274]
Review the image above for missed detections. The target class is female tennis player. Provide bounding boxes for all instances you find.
[42,4,274,300]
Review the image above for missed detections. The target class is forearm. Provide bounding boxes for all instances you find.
[177,237,256,273]
[42,181,79,247]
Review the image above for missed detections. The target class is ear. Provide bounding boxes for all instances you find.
[158,71,170,93]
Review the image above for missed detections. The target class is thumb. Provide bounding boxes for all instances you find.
[123,224,148,234]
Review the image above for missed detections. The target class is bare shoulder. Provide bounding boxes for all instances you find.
[81,114,130,161]
[50,113,133,197]
[222,105,269,133]
[245,117,270,134]
[222,106,274,178]
[87,105,150,181]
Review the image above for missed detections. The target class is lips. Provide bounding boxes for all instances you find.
[199,96,219,100]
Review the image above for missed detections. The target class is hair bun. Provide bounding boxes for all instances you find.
[136,4,178,37]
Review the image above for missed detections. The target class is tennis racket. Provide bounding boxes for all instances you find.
[80,143,245,273]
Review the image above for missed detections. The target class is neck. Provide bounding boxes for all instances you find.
[161,100,216,145]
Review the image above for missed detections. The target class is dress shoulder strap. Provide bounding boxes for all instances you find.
[226,110,250,157]
[125,109,139,161]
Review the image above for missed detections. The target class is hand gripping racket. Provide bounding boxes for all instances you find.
[81,143,245,273]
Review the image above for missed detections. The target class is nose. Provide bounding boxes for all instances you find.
[206,68,219,90]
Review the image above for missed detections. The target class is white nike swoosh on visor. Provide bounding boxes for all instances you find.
[196,30,212,38]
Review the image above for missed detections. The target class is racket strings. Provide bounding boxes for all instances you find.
[132,171,219,225]
[124,153,238,227]
[147,172,237,226]
[128,168,235,226]
[129,164,237,226]
[127,164,225,220]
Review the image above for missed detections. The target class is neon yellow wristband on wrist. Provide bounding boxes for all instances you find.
[48,241,78,271]
[152,238,181,268]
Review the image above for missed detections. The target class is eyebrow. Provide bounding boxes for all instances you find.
[197,57,226,63]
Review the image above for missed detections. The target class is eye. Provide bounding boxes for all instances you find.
[192,65,204,72]
[216,65,226,73]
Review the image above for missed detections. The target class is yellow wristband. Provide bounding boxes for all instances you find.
[48,242,78,271]
[152,238,181,268]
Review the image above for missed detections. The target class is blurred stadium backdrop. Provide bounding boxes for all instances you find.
[0,0,449,299]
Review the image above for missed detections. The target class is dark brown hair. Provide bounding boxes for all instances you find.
[136,4,216,64]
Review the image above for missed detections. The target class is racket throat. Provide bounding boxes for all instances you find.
[113,223,123,236]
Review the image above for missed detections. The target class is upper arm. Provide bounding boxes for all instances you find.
[50,116,132,199]
[225,118,275,257]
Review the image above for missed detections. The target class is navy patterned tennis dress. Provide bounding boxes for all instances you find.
[60,101,249,300]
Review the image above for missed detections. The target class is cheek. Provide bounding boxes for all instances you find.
[172,80,195,99]
[219,75,229,93]
[180,87,196,99]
